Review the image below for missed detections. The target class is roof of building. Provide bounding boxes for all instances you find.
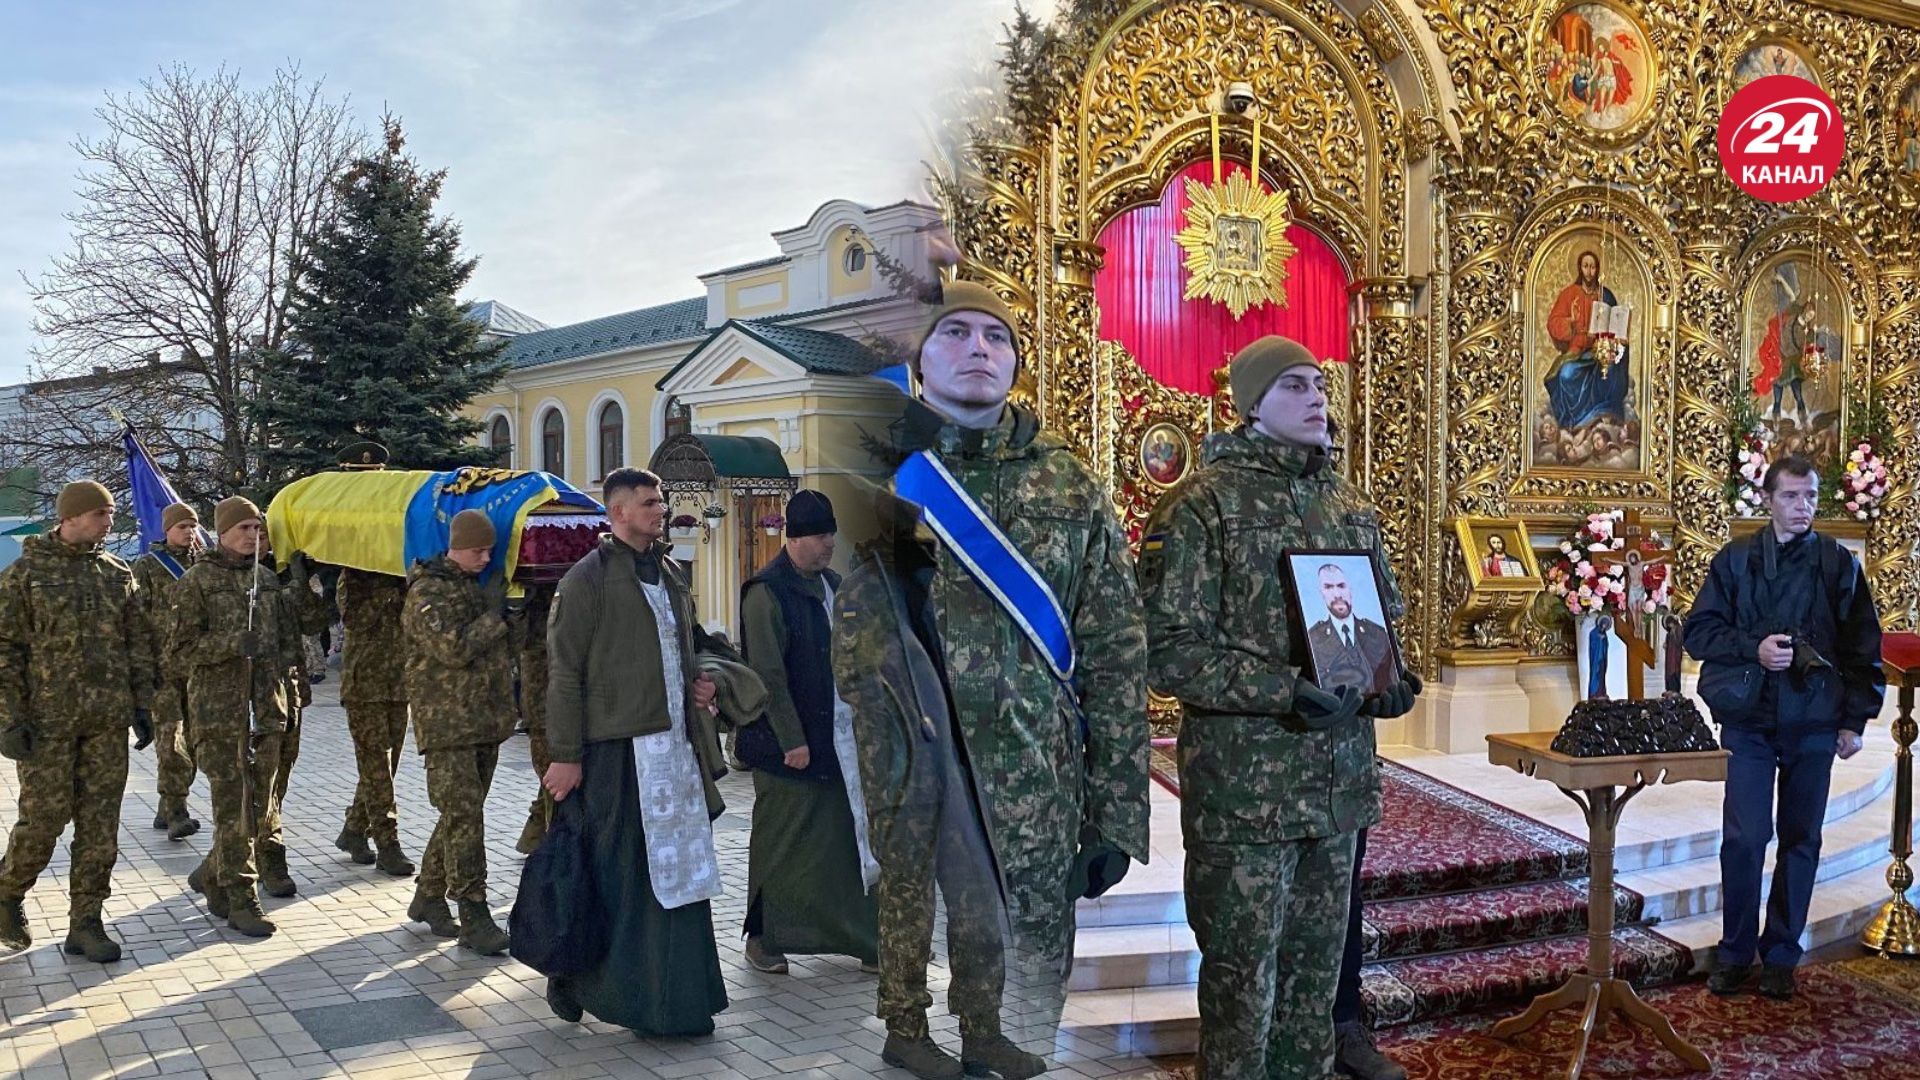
[698,254,791,280]
[653,319,889,390]
[503,297,709,370]
[464,300,550,337]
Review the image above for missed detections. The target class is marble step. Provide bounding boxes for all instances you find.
[1075,754,1894,933]
[1658,856,1906,970]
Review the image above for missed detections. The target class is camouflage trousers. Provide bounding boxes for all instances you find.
[1187,832,1357,1080]
[874,790,1008,1039]
[524,722,551,828]
[418,744,499,904]
[256,712,300,859]
[342,701,408,845]
[0,728,128,918]
[153,678,196,808]
[193,721,278,895]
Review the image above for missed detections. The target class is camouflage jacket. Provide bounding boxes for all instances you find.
[0,533,154,734]
[168,547,300,733]
[132,542,199,691]
[402,556,515,752]
[338,568,409,703]
[833,400,1150,942]
[1138,426,1405,844]
[274,566,332,708]
[508,583,553,730]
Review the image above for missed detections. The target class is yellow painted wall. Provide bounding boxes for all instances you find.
[725,269,789,317]
[829,225,874,300]
[465,376,663,489]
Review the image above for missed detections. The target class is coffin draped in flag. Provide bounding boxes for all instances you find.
[266,467,603,583]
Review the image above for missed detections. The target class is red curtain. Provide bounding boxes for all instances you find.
[1094,159,1352,395]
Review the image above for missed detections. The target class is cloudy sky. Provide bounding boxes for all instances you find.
[0,0,1040,384]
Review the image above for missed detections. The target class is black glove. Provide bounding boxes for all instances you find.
[239,630,267,660]
[287,551,312,583]
[130,708,154,751]
[1293,682,1364,730]
[1065,824,1132,901]
[0,720,36,762]
[1362,673,1423,719]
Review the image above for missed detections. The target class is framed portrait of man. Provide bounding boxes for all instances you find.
[1455,517,1544,590]
[1282,549,1404,697]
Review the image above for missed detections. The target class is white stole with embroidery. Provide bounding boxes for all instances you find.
[631,578,722,910]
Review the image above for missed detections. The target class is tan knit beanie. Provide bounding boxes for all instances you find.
[448,509,496,551]
[161,503,199,533]
[54,480,113,521]
[1229,336,1321,418]
[214,496,261,536]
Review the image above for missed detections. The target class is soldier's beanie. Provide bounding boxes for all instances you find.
[914,280,1020,372]
[449,509,495,551]
[785,490,837,539]
[214,496,261,536]
[1229,336,1321,417]
[54,480,113,521]
[161,502,199,532]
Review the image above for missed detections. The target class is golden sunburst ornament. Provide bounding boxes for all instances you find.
[1173,170,1295,319]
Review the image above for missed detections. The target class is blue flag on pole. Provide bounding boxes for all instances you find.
[121,424,194,551]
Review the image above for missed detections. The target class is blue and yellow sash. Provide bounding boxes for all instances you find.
[893,450,1076,682]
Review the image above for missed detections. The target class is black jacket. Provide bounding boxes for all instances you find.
[736,549,843,782]
[1683,529,1885,733]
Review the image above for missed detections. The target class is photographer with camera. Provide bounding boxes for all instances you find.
[1685,454,1885,1002]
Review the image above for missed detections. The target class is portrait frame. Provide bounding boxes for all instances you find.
[1738,248,1855,469]
[1139,420,1193,489]
[1281,547,1405,697]
[1528,0,1662,149]
[1889,66,1920,184]
[1455,517,1544,591]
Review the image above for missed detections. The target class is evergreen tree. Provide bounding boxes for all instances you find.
[259,117,507,486]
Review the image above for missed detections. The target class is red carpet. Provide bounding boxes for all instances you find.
[1149,751,1692,1028]
[1374,962,1920,1078]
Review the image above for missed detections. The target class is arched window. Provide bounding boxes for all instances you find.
[663,396,691,442]
[843,243,867,274]
[488,415,511,468]
[541,409,565,475]
[597,400,624,479]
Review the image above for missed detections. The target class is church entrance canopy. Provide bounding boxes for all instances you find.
[647,433,797,498]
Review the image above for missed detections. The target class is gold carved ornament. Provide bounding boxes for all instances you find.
[1172,106,1297,320]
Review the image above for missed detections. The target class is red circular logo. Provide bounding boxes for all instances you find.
[1719,76,1845,203]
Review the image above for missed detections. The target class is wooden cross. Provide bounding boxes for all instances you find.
[1607,509,1672,700]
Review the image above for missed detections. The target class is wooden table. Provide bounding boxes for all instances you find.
[1863,632,1920,954]
[1485,731,1729,1079]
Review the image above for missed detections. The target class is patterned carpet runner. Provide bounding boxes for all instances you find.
[1149,750,1693,1028]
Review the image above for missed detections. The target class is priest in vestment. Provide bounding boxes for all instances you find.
[541,466,732,1036]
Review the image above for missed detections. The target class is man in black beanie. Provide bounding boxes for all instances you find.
[735,490,881,975]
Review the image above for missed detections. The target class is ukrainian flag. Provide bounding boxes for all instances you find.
[267,467,601,584]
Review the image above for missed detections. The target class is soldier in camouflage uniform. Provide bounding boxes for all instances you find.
[831,281,1150,1080]
[173,496,297,938]
[402,510,515,956]
[510,582,555,855]
[336,567,415,874]
[0,481,155,961]
[1137,338,1421,1080]
[249,537,337,898]
[132,502,204,841]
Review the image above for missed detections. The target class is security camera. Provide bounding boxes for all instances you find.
[1224,82,1256,114]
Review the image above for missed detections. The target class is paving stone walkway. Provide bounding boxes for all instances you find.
[0,681,1172,1080]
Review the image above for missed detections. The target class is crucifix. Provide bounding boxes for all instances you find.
[1606,509,1672,700]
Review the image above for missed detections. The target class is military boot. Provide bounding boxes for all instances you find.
[258,849,297,898]
[187,862,229,919]
[166,807,200,841]
[882,1032,963,1080]
[457,900,510,956]
[375,840,415,877]
[407,892,459,938]
[1335,1020,1408,1080]
[226,891,276,937]
[0,895,29,950]
[515,811,546,856]
[62,917,123,963]
[960,1033,1048,1079]
[151,805,171,830]
[335,826,375,865]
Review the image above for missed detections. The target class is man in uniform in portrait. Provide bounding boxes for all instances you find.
[1305,563,1398,696]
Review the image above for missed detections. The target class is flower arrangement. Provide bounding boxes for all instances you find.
[756,513,786,530]
[1544,511,1629,617]
[1732,426,1772,517]
[669,513,700,531]
[1840,435,1889,521]
[701,503,727,521]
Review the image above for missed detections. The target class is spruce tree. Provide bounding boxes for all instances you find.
[259,117,507,486]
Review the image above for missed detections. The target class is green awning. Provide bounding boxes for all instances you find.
[649,433,794,495]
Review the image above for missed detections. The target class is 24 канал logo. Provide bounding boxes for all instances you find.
[1719,75,1846,203]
